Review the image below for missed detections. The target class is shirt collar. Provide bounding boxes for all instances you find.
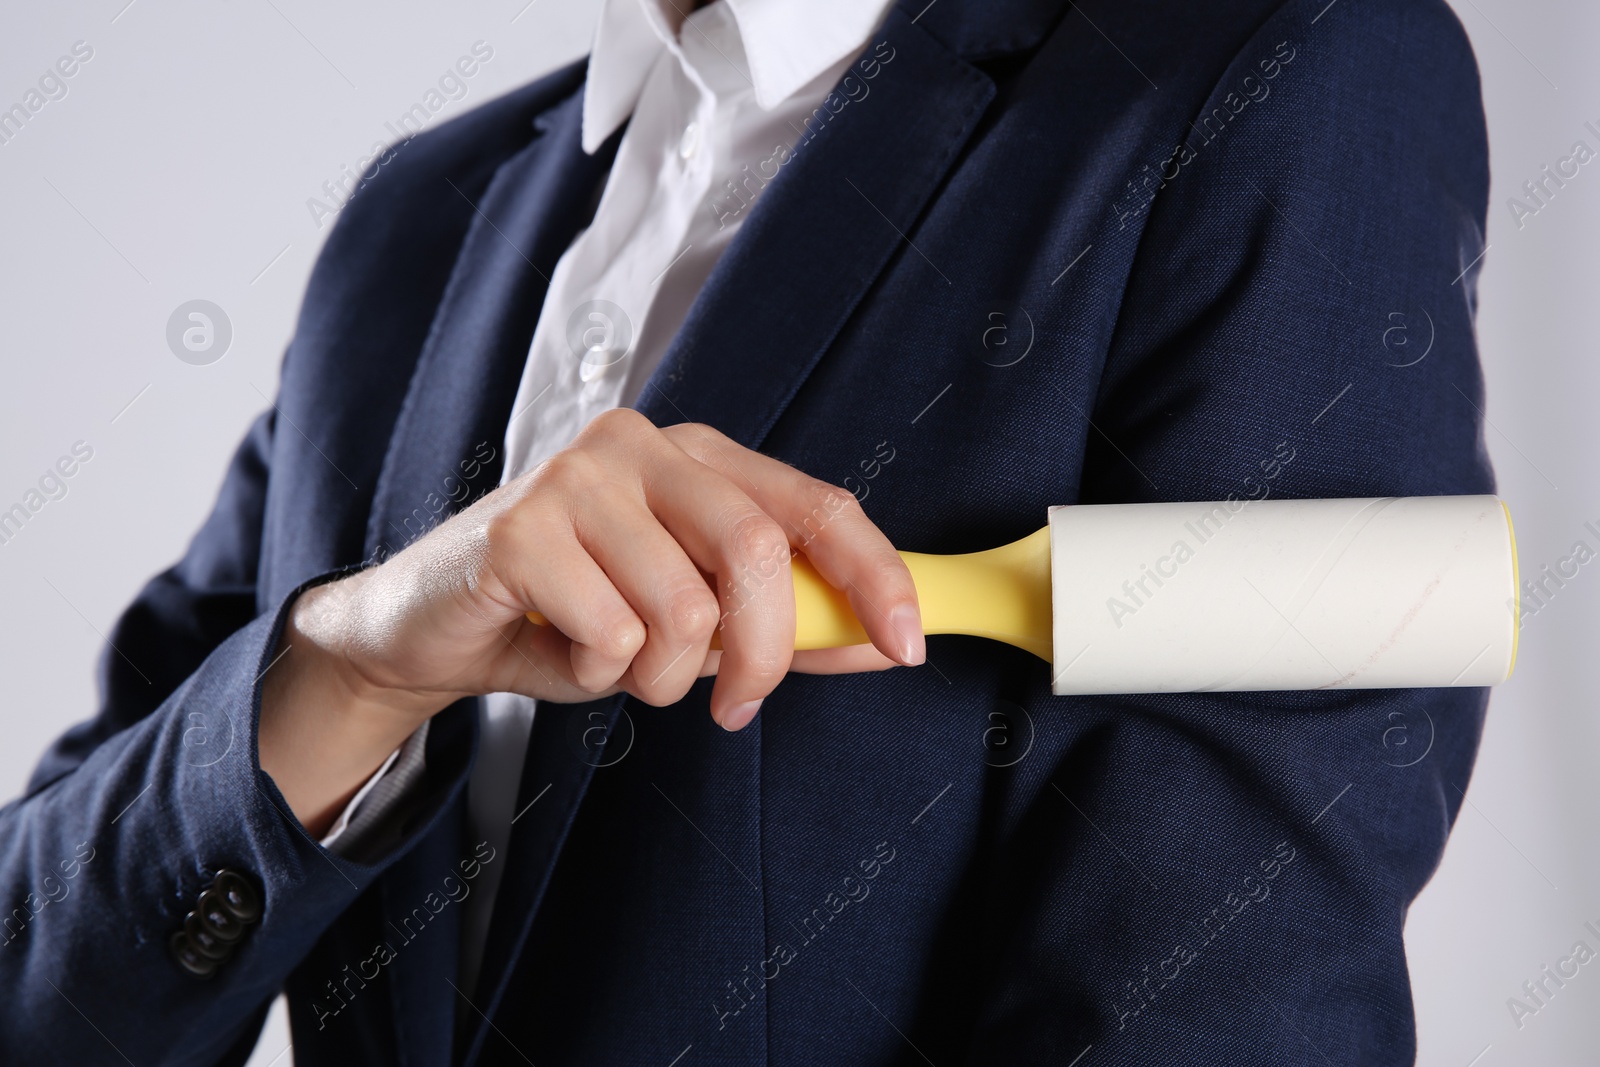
[581,0,893,153]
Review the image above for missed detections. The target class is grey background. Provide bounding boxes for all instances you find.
[0,1,1591,1063]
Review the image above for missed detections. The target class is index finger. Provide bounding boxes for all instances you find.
[661,423,924,669]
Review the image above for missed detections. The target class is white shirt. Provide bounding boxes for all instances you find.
[324,0,896,997]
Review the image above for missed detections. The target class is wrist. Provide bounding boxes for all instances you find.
[286,573,448,723]
[257,577,446,836]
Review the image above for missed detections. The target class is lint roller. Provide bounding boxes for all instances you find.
[528,495,1520,695]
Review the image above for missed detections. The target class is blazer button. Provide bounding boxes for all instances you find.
[196,889,247,943]
[185,910,234,960]
[172,867,262,977]
[170,930,220,979]
[212,869,262,924]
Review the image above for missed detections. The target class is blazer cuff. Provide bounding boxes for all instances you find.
[0,568,475,1067]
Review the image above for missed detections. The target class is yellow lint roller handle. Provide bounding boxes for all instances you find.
[523,527,1053,660]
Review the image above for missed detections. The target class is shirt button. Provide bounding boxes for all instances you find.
[572,301,632,382]
[579,352,622,384]
[678,121,700,160]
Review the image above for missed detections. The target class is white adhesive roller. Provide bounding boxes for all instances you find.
[1047,495,1518,694]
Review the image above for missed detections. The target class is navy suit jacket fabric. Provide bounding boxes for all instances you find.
[0,0,1496,1063]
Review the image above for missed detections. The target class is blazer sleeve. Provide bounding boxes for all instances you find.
[0,408,470,1065]
[970,1,1494,1063]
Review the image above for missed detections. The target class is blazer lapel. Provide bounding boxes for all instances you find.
[457,692,625,1066]
[633,4,997,449]
[363,89,619,563]
[360,86,620,1064]
[377,773,469,1067]
[460,9,998,1062]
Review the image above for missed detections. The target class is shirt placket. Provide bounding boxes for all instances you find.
[577,34,716,415]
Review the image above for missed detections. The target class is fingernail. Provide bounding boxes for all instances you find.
[720,699,762,732]
[889,603,925,666]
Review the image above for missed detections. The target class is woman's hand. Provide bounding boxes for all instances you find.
[259,410,922,833]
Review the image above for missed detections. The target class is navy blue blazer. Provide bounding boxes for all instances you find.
[1,0,1494,1062]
